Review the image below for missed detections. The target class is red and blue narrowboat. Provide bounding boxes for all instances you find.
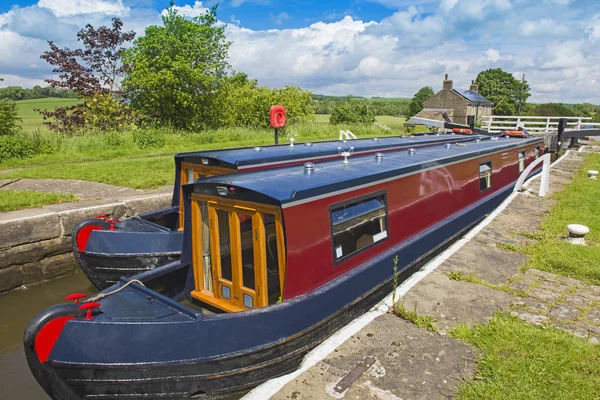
[73,134,490,289]
[25,135,544,399]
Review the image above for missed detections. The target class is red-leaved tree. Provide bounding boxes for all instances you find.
[38,18,136,133]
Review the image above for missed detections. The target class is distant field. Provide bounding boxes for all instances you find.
[16,98,82,130]
[315,114,406,131]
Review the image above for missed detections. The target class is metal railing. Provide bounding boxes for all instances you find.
[482,115,600,134]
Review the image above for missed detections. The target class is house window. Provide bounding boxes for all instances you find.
[479,162,492,192]
[534,147,540,159]
[331,193,388,262]
[518,151,526,173]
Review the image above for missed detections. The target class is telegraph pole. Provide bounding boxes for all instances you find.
[517,73,525,115]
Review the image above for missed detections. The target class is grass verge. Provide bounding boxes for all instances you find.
[451,313,600,400]
[0,190,78,212]
[526,153,600,285]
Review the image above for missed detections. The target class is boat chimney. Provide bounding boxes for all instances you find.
[443,74,453,91]
[470,80,479,92]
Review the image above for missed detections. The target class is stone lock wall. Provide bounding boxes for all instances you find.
[0,194,171,293]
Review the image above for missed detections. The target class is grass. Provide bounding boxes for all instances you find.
[16,98,82,130]
[451,313,600,400]
[392,301,437,331]
[0,190,78,212]
[313,114,407,132]
[525,153,600,285]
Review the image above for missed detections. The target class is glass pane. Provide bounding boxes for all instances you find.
[263,213,281,304]
[239,213,255,290]
[200,202,212,291]
[331,198,385,225]
[243,294,253,308]
[186,168,194,184]
[216,209,232,281]
[221,285,231,300]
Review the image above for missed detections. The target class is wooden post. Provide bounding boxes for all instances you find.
[274,128,279,145]
[557,118,566,153]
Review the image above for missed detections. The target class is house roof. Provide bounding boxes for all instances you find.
[405,108,454,126]
[454,89,492,104]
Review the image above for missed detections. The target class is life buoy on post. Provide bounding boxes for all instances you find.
[270,106,286,145]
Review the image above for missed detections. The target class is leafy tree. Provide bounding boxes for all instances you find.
[0,78,22,136]
[407,86,434,117]
[123,4,230,130]
[38,18,136,133]
[476,68,530,116]
[330,101,375,125]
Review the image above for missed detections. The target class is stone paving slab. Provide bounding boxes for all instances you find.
[274,314,478,400]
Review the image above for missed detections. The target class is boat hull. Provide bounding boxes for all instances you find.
[25,180,514,399]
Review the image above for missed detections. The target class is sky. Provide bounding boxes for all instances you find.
[0,0,599,103]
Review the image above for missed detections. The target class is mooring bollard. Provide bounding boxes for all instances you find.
[566,224,589,245]
[588,170,598,179]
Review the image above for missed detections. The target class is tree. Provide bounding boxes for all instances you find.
[123,4,230,130]
[475,68,530,116]
[407,86,434,118]
[0,78,22,136]
[330,101,375,125]
[38,18,136,133]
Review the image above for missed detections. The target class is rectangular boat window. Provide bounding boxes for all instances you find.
[331,193,388,262]
[518,151,526,173]
[480,162,492,192]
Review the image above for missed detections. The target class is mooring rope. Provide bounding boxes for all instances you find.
[85,279,146,303]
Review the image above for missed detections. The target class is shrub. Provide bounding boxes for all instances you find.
[102,131,126,148]
[0,135,34,161]
[330,102,375,125]
[0,98,22,136]
[133,128,166,149]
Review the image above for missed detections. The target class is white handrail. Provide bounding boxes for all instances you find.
[514,153,551,197]
[339,130,358,141]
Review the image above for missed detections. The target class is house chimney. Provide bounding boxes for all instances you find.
[470,80,478,92]
[443,74,453,91]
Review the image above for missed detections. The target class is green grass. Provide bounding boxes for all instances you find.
[451,313,600,400]
[526,153,600,285]
[16,98,82,130]
[0,190,78,212]
[392,301,437,331]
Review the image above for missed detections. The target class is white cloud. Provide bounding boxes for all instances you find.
[272,12,289,25]
[37,0,129,17]
[162,1,208,18]
[521,18,568,37]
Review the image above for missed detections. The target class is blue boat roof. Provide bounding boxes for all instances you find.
[175,134,489,170]
[189,137,542,206]
[454,89,492,104]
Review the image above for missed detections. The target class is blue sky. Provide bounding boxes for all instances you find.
[1,0,599,103]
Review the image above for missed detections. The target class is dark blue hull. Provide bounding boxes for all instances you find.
[25,181,515,399]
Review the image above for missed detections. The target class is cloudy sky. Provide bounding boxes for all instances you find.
[0,0,598,103]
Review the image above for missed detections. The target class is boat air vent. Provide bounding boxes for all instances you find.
[372,138,379,141]
[289,138,295,147]
[475,139,481,143]
[407,148,416,155]
[304,162,315,172]
[491,137,499,141]
[375,152,384,160]
[445,143,452,149]
[253,147,262,152]
[305,142,313,147]
[201,158,209,165]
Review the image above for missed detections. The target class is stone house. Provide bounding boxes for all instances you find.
[418,75,493,125]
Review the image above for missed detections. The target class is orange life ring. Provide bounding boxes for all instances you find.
[453,128,472,134]
[502,130,527,137]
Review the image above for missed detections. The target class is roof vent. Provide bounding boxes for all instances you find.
[253,147,262,152]
[407,148,416,155]
[475,139,481,144]
[305,142,313,147]
[375,152,384,161]
[372,138,379,141]
[304,162,315,173]
[491,136,499,141]
[445,143,452,149]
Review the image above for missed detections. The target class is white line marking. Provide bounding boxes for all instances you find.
[244,150,574,400]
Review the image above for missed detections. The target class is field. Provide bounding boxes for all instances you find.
[314,114,406,131]
[15,98,82,130]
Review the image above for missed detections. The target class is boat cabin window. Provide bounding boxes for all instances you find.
[534,147,540,159]
[330,192,388,263]
[190,194,286,313]
[518,151,526,173]
[479,162,492,192]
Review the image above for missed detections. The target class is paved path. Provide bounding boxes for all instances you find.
[0,178,170,201]
[271,147,599,400]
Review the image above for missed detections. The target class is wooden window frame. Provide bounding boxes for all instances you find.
[190,193,286,313]
[329,190,389,265]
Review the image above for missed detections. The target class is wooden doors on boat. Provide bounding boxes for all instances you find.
[178,162,236,229]
[190,194,286,312]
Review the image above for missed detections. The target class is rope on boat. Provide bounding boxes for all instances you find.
[85,279,146,303]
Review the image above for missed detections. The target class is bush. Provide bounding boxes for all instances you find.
[330,102,375,125]
[0,135,34,161]
[133,128,166,148]
[0,98,22,136]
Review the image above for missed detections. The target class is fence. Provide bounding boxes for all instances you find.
[481,115,600,134]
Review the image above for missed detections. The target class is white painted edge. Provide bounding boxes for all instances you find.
[244,148,576,400]
[578,146,586,153]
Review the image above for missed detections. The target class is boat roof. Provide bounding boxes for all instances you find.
[188,137,542,207]
[175,134,489,170]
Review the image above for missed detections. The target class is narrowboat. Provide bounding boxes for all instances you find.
[25,136,544,399]
[73,134,491,289]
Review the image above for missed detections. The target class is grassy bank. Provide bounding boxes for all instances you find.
[0,190,78,212]
[16,98,82,131]
[526,153,600,285]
